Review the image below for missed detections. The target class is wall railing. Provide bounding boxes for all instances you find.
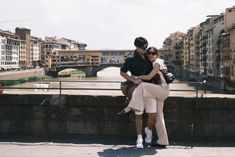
[1,80,207,111]
[1,80,207,97]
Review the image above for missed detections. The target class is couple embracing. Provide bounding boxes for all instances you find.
[117,37,170,149]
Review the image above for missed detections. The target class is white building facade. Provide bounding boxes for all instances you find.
[0,32,20,70]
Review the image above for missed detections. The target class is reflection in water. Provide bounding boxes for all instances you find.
[97,67,124,81]
[97,67,121,77]
[8,67,210,96]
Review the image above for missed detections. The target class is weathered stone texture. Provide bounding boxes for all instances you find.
[0,94,234,141]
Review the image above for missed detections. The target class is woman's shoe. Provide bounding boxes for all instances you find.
[116,110,126,116]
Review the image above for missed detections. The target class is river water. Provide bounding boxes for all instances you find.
[6,67,208,96]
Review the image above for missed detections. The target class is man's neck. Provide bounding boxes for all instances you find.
[136,49,145,59]
[139,54,145,59]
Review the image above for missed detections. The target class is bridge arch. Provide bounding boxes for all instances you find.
[57,68,86,77]
[46,64,123,77]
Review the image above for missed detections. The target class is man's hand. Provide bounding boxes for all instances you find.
[131,75,142,84]
[133,78,142,84]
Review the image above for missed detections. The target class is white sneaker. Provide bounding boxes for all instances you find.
[136,137,144,149]
[144,127,152,144]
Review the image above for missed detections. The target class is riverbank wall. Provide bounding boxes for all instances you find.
[0,94,235,141]
[0,69,45,80]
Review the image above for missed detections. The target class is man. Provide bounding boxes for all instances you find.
[119,37,156,149]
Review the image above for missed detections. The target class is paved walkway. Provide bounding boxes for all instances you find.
[0,137,234,157]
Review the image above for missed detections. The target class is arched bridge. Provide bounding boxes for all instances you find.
[47,63,123,77]
[45,49,133,77]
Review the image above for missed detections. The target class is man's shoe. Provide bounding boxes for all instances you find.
[144,127,152,144]
[136,138,144,149]
[116,110,126,116]
[150,143,166,149]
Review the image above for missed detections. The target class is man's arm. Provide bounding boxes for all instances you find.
[120,71,142,84]
[137,63,160,80]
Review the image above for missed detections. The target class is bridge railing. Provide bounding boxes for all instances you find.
[1,80,207,110]
[1,80,207,96]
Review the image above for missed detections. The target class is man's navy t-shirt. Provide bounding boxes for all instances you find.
[120,50,153,77]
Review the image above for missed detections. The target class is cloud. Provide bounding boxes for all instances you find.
[0,0,234,49]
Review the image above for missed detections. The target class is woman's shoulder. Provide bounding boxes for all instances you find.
[156,58,164,63]
[153,59,163,65]
[153,59,166,69]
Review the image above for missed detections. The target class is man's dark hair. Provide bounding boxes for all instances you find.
[134,37,148,48]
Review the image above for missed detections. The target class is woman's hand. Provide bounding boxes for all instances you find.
[157,71,163,76]
[161,69,167,73]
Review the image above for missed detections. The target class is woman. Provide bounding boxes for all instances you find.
[119,46,170,147]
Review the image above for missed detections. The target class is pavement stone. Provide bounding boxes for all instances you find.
[0,136,235,157]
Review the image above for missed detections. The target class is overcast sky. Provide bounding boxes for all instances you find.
[0,0,234,49]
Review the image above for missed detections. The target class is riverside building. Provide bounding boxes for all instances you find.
[0,31,20,70]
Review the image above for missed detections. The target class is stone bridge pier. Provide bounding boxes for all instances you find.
[83,66,102,77]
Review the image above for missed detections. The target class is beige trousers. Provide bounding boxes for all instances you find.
[128,82,170,145]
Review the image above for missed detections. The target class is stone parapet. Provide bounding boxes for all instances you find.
[0,94,234,141]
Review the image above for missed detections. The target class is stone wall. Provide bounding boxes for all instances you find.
[0,94,235,141]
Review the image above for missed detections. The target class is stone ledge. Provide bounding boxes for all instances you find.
[0,94,235,141]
